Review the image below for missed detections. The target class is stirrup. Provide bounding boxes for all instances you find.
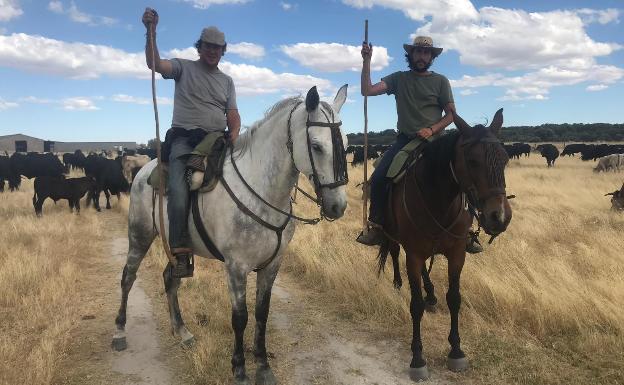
[171,248,194,278]
[466,231,483,254]
[356,224,384,246]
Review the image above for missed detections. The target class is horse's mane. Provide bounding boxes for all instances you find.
[422,125,491,179]
[233,96,334,158]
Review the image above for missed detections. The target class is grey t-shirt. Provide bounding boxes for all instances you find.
[163,58,237,132]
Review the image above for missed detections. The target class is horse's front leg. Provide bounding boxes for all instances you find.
[254,259,281,385]
[226,265,251,385]
[447,252,469,372]
[406,252,428,381]
[162,264,195,347]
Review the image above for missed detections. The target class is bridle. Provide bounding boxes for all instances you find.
[452,134,508,213]
[286,101,349,219]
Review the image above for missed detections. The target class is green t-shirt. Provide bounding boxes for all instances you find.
[382,71,454,138]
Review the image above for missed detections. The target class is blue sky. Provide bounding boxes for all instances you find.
[0,0,622,144]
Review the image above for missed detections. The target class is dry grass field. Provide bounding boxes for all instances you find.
[1,154,623,385]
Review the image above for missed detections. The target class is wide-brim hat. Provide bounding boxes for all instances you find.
[200,26,226,46]
[403,36,443,57]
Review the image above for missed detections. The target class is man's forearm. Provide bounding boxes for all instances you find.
[145,32,161,70]
[361,60,372,96]
[430,112,454,135]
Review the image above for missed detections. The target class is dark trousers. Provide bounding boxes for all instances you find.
[167,136,193,249]
[369,133,411,225]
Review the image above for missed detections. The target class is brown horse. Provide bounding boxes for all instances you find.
[378,109,512,381]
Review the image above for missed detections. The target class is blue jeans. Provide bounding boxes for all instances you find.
[369,133,411,225]
[167,136,193,249]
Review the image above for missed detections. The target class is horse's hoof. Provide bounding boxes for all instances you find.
[409,365,429,382]
[255,367,277,385]
[425,304,437,313]
[180,336,196,349]
[111,337,127,351]
[447,356,469,372]
[233,375,251,385]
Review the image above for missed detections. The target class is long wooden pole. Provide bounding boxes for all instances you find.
[362,20,369,233]
[147,18,177,267]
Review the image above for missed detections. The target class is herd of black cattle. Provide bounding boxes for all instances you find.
[1,142,624,216]
[0,148,156,216]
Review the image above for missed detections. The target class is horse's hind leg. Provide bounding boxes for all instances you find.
[446,254,469,372]
[422,259,437,312]
[112,219,155,351]
[253,260,281,385]
[162,263,195,346]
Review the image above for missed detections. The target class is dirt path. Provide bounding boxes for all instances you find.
[55,208,191,385]
[56,207,454,385]
[269,273,454,385]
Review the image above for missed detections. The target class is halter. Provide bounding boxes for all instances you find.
[286,102,349,219]
[454,135,507,212]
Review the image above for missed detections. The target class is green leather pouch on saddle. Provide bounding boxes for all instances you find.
[373,137,428,183]
[148,132,227,193]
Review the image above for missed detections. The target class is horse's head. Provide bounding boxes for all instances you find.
[453,109,512,236]
[289,85,349,219]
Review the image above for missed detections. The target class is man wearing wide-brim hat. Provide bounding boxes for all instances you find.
[357,35,481,252]
[142,8,241,277]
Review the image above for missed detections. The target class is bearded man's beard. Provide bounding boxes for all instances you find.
[415,59,432,72]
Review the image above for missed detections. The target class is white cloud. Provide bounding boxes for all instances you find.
[62,97,98,110]
[182,0,249,9]
[0,33,149,79]
[47,1,118,26]
[228,42,265,60]
[459,89,477,96]
[576,8,620,25]
[280,42,392,72]
[164,47,334,96]
[48,1,63,13]
[342,1,623,100]
[0,97,18,110]
[0,0,22,21]
[280,2,293,10]
[112,94,173,105]
[18,96,53,104]
[342,0,478,24]
[0,33,336,97]
[586,84,608,92]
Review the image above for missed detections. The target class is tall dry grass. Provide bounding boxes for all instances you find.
[280,155,624,385]
[0,174,105,385]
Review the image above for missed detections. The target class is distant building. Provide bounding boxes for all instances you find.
[0,133,137,153]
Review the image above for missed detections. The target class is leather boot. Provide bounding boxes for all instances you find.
[465,230,483,254]
[171,247,194,278]
[356,224,385,246]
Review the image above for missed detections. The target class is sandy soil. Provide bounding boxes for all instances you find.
[55,207,454,385]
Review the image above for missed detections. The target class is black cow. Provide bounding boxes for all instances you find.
[0,155,10,192]
[535,144,560,167]
[351,145,379,167]
[62,150,87,172]
[561,143,587,157]
[605,183,624,211]
[84,154,130,211]
[136,148,158,160]
[33,176,95,216]
[8,152,65,190]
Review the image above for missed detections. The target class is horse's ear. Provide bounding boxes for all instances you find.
[333,84,348,113]
[453,112,472,134]
[489,108,504,136]
[305,86,320,112]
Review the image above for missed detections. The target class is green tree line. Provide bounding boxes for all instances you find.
[347,123,624,145]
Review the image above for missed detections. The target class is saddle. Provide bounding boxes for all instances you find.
[373,137,427,183]
[147,132,228,194]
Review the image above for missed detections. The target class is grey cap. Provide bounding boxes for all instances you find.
[200,26,226,46]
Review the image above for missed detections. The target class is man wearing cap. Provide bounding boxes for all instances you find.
[356,36,482,253]
[142,8,241,277]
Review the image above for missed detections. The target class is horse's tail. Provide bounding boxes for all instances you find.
[376,237,402,289]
